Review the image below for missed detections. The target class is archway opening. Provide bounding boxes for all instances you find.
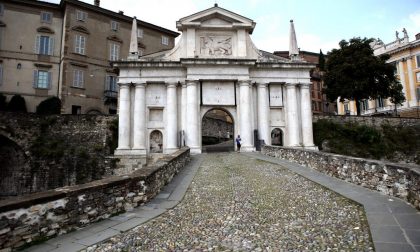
[202,108,234,152]
[271,128,283,146]
[150,130,163,153]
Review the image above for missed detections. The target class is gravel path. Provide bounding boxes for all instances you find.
[87,153,373,251]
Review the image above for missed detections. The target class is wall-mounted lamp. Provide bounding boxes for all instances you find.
[17,63,22,69]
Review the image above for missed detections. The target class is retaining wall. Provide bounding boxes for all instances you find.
[0,148,190,250]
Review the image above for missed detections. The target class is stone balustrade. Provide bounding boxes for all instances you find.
[0,148,190,250]
[262,145,420,210]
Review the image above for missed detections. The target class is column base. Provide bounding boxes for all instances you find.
[303,145,318,151]
[239,145,255,152]
[189,146,202,154]
[164,147,179,154]
[409,101,419,107]
[114,148,147,156]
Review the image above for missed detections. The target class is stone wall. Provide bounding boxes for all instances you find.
[313,115,420,128]
[262,146,420,211]
[0,148,190,250]
[0,112,118,198]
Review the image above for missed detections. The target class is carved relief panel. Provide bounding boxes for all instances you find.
[200,36,232,56]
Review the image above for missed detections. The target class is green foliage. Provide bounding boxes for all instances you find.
[0,93,7,111]
[8,94,27,112]
[314,119,420,164]
[324,37,401,115]
[36,97,62,115]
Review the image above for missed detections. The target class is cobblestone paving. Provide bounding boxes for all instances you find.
[87,153,373,251]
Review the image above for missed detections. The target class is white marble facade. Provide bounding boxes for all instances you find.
[114,5,316,155]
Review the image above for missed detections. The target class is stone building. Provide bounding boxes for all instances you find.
[113,5,316,156]
[337,30,420,117]
[0,0,178,114]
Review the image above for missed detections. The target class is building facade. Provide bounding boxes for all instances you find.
[274,50,336,115]
[0,0,178,114]
[337,31,420,117]
[114,5,316,156]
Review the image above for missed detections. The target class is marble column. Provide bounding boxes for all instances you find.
[166,82,178,153]
[181,82,187,146]
[406,57,417,107]
[257,83,270,145]
[300,83,315,148]
[131,82,146,154]
[115,83,131,154]
[239,80,253,151]
[398,60,408,107]
[186,80,200,153]
[285,83,300,146]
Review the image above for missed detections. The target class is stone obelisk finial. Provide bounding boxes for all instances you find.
[289,19,300,61]
[128,16,138,61]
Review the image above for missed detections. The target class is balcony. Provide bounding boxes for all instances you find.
[104,90,118,105]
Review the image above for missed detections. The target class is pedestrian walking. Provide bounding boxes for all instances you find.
[236,135,241,152]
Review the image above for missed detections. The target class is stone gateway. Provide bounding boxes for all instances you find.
[114,5,316,156]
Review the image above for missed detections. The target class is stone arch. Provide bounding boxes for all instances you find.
[271,128,283,146]
[37,26,55,34]
[201,108,234,152]
[149,130,163,153]
[0,134,29,198]
[86,108,102,115]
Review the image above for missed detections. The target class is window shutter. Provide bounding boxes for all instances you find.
[105,75,110,90]
[0,65,3,86]
[49,37,54,56]
[47,72,52,89]
[33,70,38,88]
[35,35,40,54]
[80,71,84,88]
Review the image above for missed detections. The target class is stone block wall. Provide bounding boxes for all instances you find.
[262,146,420,210]
[0,113,118,198]
[313,115,420,128]
[0,148,190,250]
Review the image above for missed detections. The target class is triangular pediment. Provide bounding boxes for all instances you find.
[177,5,256,34]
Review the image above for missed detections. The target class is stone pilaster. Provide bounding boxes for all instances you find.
[406,57,417,107]
[131,82,147,155]
[285,83,300,146]
[299,83,316,149]
[165,82,178,153]
[115,83,131,155]
[239,80,253,151]
[181,82,187,146]
[257,83,270,145]
[398,60,409,108]
[186,80,200,153]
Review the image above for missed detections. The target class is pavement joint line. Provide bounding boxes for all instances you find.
[245,152,420,252]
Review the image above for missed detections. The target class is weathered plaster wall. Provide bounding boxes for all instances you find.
[262,146,420,211]
[0,148,190,250]
[0,113,118,198]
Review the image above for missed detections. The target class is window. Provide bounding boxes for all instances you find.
[138,48,144,56]
[361,100,369,111]
[72,105,81,115]
[344,103,350,115]
[376,97,384,108]
[394,63,399,75]
[0,4,4,16]
[161,36,169,45]
[109,43,120,61]
[416,72,420,82]
[33,70,51,89]
[73,69,84,88]
[105,75,117,91]
[76,10,87,21]
[74,34,86,55]
[35,35,54,55]
[0,64,3,86]
[416,54,420,68]
[417,87,420,101]
[137,28,143,38]
[111,21,119,31]
[41,12,52,23]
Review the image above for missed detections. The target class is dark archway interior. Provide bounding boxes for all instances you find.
[150,130,163,153]
[202,109,234,152]
[0,135,28,199]
[271,128,283,146]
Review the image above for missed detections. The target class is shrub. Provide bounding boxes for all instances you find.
[7,95,27,112]
[36,97,61,115]
[0,93,7,111]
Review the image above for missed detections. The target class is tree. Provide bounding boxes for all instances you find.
[318,49,325,71]
[324,37,400,115]
[7,94,27,112]
[388,81,405,116]
[36,97,62,115]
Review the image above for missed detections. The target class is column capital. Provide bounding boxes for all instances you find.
[256,82,269,88]
[166,82,178,88]
[285,83,297,88]
[133,82,147,88]
[299,82,311,89]
[118,82,131,88]
[185,79,199,86]
[238,79,252,87]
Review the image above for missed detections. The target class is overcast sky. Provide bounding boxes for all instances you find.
[44,0,420,54]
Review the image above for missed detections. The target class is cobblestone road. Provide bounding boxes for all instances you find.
[88,153,373,251]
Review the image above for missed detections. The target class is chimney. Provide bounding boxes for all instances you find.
[94,0,99,7]
[416,33,420,41]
